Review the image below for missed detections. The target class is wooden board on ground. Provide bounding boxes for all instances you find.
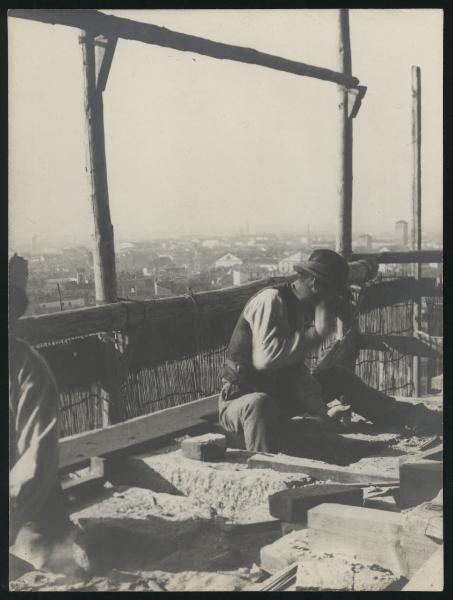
[402,546,443,591]
[253,563,297,591]
[59,394,218,469]
[248,452,399,484]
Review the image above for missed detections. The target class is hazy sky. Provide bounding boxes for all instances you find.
[8,9,442,250]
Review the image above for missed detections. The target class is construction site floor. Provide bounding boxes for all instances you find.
[10,395,442,592]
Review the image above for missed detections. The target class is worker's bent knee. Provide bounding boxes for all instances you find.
[243,393,279,419]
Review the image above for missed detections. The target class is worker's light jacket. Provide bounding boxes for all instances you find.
[9,335,67,546]
[221,283,322,401]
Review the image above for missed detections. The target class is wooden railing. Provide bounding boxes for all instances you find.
[12,257,376,345]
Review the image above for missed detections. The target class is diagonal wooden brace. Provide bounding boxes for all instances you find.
[94,34,118,93]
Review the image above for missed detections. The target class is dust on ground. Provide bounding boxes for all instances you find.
[10,395,442,592]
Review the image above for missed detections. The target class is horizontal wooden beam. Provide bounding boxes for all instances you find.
[9,9,359,88]
[359,277,442,311]
[351,250,442,264]
[15,275,291,344]
[14,260,379,346]
[359,333,440,358]
[414,330,443,356]
[248,452,399,484]
[59,393,218,469]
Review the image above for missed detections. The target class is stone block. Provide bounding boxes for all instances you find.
[269,484,363,522]
[307,503,440,578]
[180,433,227,461]
[260,529,311,574]
[296,557,399,591]
[398,459,443,509]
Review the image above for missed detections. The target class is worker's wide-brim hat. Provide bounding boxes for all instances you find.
[294,249,350,298]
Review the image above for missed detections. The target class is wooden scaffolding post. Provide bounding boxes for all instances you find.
[337,8,353,259]
[336,9,353,341]
[80,32,124,425]
[411,65,422,396]
[80,32,117,305]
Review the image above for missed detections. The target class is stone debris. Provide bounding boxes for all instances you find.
[181,433,227,461]
[10,427,442,592]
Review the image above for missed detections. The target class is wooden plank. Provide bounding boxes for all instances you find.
[399,443,443,465]
[414,330,443,355]
[359,277,441,311]
[59,394,218,469]
[248,453,399,484]
[358,333,439,358]
[14,258,376,345]
[14,275,290,343]
[253,563,297,591]
[9,9,360,88]
[350,249,442,264]
[403,546,443,591]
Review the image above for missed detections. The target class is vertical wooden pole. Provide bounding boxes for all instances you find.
[336,9,353,341]
[336,8,353,259]
[80,33,117,305]
[80,33,124,424]
[411,65,422,396]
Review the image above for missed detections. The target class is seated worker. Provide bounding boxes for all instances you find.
[219,249,442,453]
[9,254,88,578]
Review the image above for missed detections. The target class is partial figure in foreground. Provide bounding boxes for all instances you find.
[219,249,442,453]
[9,254,89,580]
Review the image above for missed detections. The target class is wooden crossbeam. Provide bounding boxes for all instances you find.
[414,330,443,356]
[15,275,292,344]
[359,333,440,359]
[350,250,442,264]
[9,9,359,88]
[58,393,218,469]
[14,260,377,346]
[94,34,117,93]
[359,277,442,311]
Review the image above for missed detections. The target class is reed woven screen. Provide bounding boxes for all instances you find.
[32,281,442,437]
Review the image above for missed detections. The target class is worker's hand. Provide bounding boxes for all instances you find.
[327,402,352,427]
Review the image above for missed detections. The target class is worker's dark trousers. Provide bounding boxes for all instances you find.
[218,365,441,453]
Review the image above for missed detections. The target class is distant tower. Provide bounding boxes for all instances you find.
[307,224,312,247]
[359,234,373,250]
[32,235,39,255]
[395,220,409,247]
[76,268,86,285]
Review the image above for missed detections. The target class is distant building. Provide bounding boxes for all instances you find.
[357,234,373,250]
[202,239,222,249]
[278,251,309,274]
[395,220,409,247]
[233,269,251,286]
[76,268,87,285]
[215,253,243,269]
